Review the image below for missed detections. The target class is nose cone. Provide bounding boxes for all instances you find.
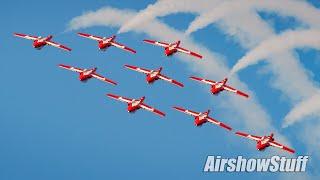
[33,41,38,47]
[211,87,218,94]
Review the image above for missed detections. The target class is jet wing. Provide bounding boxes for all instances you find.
[91,73,117,85]
[269,141,295,154]
[140,103,165,117]
[173,106,200,117]
[124,65,152,74]
[223,85,249,98]
[158,74,184,87]
[143,39,169,47]
[46,40,72,51]
[110,41,136,54]
[77,32,103,41]
[235,132,262,141]
[176,47,202,59]
[58,64,84,73]
[14,33,38,40]
[206,117,232,131]
[107,94,132,103]
[189,76,216,85]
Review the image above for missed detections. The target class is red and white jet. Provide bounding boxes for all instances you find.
[107,94,165,117]
[235,132,295,154]
[173,106,232,131]
[77,33,136,54]
[189,76,249,98]
[58,64,117,85]
[143,39,202,59]
[124,65,184,87]
[14,33,71,51]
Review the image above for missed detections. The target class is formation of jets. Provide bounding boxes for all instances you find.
[13,32,295,154]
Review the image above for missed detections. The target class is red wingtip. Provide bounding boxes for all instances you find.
[235,131,246,136]
[77,32,87,36]
[220,123,232,131]
[237,91,249,98]
[173,106,184,111]
[189,76,201,81]
[106,93,117,98]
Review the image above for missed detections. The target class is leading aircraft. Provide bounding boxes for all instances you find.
[14,33,71,51]
[189,76,249,98]
[124,65,184,87]
[143,39,202,59]
[235,131,295,154]
[77,33,136,54]
[107,94,165,117]
[173,106,232,131]
[58,64,117,85]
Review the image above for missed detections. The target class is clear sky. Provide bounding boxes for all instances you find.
[1,0,319,180]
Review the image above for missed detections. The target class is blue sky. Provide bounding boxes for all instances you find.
[1,0,320,179]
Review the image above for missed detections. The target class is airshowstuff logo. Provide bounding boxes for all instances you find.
[203,155,309,172]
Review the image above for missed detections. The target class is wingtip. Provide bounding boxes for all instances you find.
[143,39,152,43]
[58,64,68,68]
[124,64,134,69]
[77,32,86,36]
[189,76,200,80]
[172,106,182,111]
[238,92,249,98]
[221,124,232,131]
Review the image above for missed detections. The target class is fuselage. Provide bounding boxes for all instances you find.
[98,41,111,50]
[164,42,180,56]
[146,70,161,83]
[33,35,52,49]
[256,136,274,151]
[164,47,177,56]
[211,85,224,95]
[127,98,145,112]
[194,112,209,126]
[211,79,228,94]
[79,68,97,81]
[98,36,115,50]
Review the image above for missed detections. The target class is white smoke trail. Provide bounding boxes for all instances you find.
[117,0,220,34]
[230,29,320,75]
[283,91,320,128]
[186,0,320,35]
